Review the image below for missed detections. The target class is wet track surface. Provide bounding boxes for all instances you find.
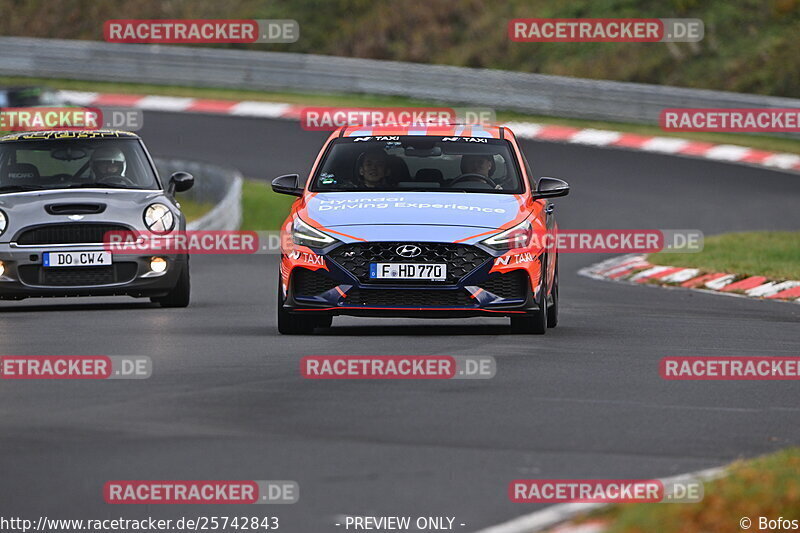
[0,112,798,531]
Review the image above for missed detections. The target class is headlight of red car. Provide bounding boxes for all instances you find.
[291,216,339,248]
[481,219,537,251]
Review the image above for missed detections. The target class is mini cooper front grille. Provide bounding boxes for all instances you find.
[18,263,138,287]
[345,288,474,308]
[15,223,131,245]
[292,268,339,296]
[328,242,491,284]
[479,270,529,299]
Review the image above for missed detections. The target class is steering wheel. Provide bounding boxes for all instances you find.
[51,173,74,184]
[449,173,498,189]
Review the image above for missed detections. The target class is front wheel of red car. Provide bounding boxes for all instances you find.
[510,265,548,334]
[276,274,328,334]
[547,259,558,328]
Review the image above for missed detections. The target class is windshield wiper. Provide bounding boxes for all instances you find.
[0,185,45,193]
[67,182,130,189]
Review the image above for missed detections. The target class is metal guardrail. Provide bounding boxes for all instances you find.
[1,36,799,128]
[154,158,242,231]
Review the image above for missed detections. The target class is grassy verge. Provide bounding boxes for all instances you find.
[583,448,800,533]
[176,196,214,222]
[240,178,295,231]
[3,75,800,156]
[649,231,800,280]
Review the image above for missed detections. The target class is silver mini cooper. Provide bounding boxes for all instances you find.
[0,130,194,307]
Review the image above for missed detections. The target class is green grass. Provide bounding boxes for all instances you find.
[240,178,295,231]
[584,448,800,533]
[648,231,800,280]
[3,75,799,156]
[176,196,214,222]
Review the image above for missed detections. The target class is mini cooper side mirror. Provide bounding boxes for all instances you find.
[169,171,195,194]
[534,177,570,199]
[272,174,304,197]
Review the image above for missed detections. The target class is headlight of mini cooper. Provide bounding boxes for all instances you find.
[0,209,6,236]
[144,203,175,234]
[292,217,338,248]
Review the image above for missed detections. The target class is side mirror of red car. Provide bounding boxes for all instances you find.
[272,174,304,197]
[533,177,569,199]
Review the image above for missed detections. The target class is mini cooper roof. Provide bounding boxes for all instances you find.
[336,123,507,139]
[0,130,140,143]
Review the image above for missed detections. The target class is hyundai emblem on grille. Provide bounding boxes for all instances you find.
[395,244,422,258]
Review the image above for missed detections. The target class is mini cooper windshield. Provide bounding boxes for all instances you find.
[311,136,524,193]
[0,138,159,193]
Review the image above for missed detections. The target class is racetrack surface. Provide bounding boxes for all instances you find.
[0,112,798,532]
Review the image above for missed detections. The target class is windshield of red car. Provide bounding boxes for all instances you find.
[310,136,524,194]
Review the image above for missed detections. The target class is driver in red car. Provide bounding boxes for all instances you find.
[357,149,391,189]
[460,154,504,189]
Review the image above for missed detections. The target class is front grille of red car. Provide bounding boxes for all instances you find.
[292,268,339,296]
[345,288,474,308]
[479,270,529,299]
[328,242,491,284]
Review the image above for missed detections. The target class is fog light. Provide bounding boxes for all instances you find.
[0,260,4,277]
[150,257,167,273]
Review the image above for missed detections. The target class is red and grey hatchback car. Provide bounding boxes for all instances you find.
[272,123,569,334]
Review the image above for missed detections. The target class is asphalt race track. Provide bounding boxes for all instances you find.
[0,111,798,532]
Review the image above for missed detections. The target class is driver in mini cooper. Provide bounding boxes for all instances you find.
[91,146,127,181]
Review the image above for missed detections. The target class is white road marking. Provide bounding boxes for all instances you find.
[569,129,622,146]
[231,101,292,117]
[56,90,100,106]
[640,137,689,153]
[501,122,545,139]
[704,274,735,290]
[136,95,195,111]
[704,144,751,161]
[746,280,800,297]
[659,268,700,283]
[629,265,672,281]
[763,153,800,169]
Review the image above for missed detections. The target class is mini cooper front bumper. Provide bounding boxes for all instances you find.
[0,243,186,299]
